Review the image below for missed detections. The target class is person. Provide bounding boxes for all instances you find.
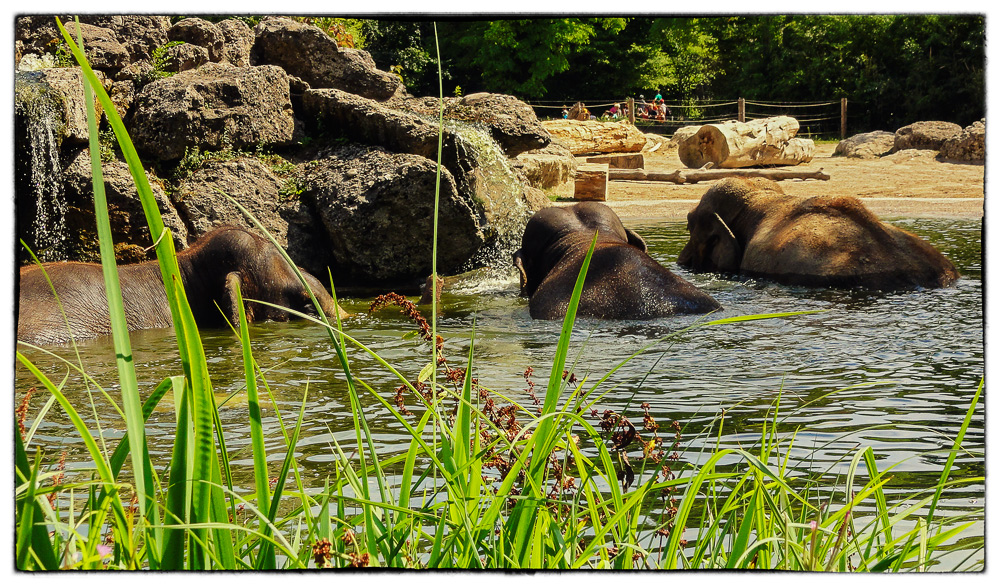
[654,91,662,102]
[607,103,620,119]
[659,101,668,121]
[562,106,568,119]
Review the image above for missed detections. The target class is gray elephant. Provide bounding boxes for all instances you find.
[512,202,721,320]
[18,226,349,345]
[677,177,960,289]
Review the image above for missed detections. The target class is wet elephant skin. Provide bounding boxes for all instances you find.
[513,202,721,320]
[677,177,959,290]
[17,226,347,345]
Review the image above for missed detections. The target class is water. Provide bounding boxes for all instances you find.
[15,216,983,568]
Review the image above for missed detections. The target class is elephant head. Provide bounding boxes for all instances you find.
[678,177,784,274]
[512,202,721,320]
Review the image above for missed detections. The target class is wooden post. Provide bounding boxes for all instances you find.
[738,97,745,122]
[627,97,635,124]
[840,97,847,139]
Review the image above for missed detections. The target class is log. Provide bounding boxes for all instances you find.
[608,167,831,184]
[584,153,645,169]
[677,116,814,169]
[541,119,646,155]
[574,163,609,201]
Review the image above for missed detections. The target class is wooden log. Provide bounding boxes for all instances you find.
[677,116,815,169]
[608,167,831,184]
[574,163,609,201]
[541,119,647,155]
[584,153,645,169]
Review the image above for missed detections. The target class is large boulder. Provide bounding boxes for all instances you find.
[251,17,401,101]
[59,149,188,262]
[298,145,485,288]
[171,156,298,245]
[16,17,131,72]
[541,119,647,155]
[390,92,551,157]
[127,62,295,160]
[80,15,171,64]
[168,17,225,63]
[938,119,985,163]
[834,131,896,159]
[893,120,962,152]
[217,18,254,68]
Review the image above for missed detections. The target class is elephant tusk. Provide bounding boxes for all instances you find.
[713,212,737,242]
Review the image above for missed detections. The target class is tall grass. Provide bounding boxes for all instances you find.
[14,17,983,571]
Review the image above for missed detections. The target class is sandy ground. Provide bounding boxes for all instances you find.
[551,143,985,222]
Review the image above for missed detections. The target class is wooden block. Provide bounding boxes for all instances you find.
[584,153,645,169]
[574,163,609,201]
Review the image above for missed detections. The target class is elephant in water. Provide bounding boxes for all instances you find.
[512,202,721,320]
[677,177,959,289]
[18,226,349,345]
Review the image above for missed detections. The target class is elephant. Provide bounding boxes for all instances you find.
[677,177,960,289]
[17,226,349,345]
[512,202,721,320]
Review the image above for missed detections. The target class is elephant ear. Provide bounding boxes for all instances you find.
[223,271,252,325]
[625,227,647,252]
[512,249,530,297]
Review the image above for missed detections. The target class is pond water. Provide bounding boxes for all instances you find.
[15,216,984,568]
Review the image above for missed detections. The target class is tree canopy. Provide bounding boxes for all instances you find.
[355,15,983,133]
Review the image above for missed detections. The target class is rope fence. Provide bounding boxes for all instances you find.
[528,97,849,140]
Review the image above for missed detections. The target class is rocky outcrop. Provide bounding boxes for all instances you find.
[15,67,104,146]
[15,14,541,288]
[893,121,962,152]
[251,17,401,101]
[128,63,296,160]
[938,119,985,163]
[390,92,551,157]
[834,131,896,159]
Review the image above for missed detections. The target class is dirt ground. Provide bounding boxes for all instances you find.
[551,143,986,222]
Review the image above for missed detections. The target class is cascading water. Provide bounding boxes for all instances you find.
[15,69,70,262]
[441,119,534,283]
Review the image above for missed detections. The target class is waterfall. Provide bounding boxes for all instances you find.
[443,120,533,280]
[15,70,69,262]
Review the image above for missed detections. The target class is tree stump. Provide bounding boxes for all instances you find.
[584,153,644,169]
[678,116,814,169]
[574,163,608,201]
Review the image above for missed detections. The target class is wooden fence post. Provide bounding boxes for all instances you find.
[738,97,745,122]
[840,97,847,139]
[627,97,635,124]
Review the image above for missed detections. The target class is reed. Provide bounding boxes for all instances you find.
[13,17,983,571]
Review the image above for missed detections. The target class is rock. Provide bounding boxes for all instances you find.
[541,119,647,155]
[15,68,104,146]
[16,17,131,72]
[160,42,210,73]
[893,120,962,152]
[171,156,297,245]
[390,92,551,157]
[939,119,985,163]
[299,145,484,288]
[217,18,254,67]
[513,142,577,189]
[834,131,896,159]
[251,17,401,101]
[128,62,295,160]
[168,17,225,63]
[79,15,170,63]
[60,149,188,261]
